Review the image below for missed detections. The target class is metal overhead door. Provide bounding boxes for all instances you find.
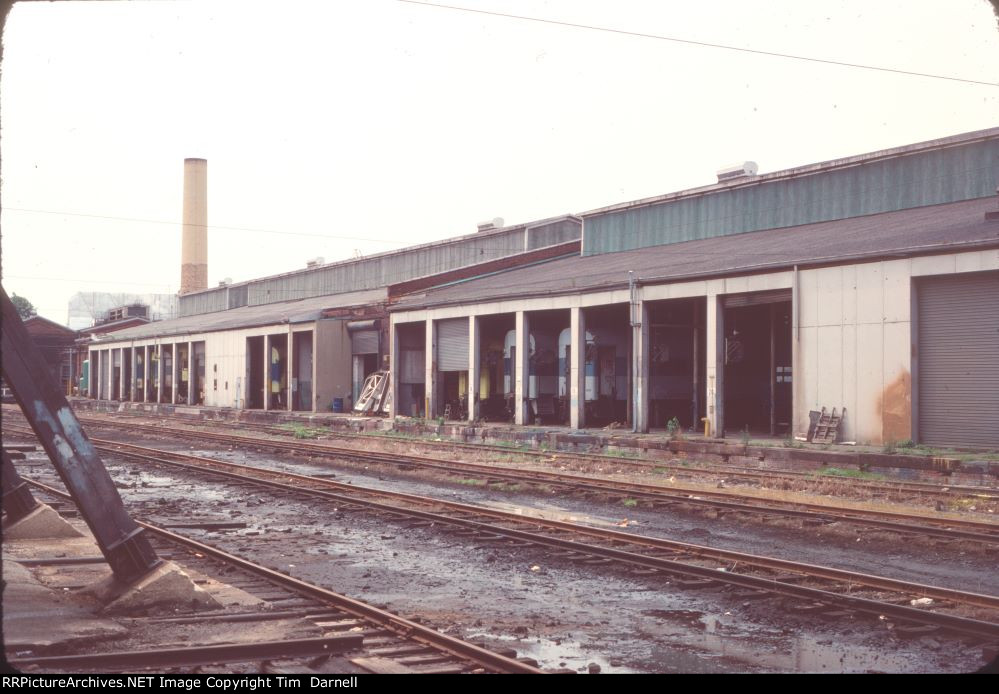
[347,320,379,355]
[917,271,999,448]
[437,318,469,372]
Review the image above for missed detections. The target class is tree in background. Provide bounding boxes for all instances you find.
[11,293,37,319]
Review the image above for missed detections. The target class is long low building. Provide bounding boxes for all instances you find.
[85,216,581,412]
[85,127,999,448]
[388,128,999,447]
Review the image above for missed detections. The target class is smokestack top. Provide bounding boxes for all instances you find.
[184,157,207,163]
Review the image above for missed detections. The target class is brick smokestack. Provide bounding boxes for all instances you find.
[180,158,208,295]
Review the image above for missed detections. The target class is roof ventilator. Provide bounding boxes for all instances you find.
[716,161,758,184]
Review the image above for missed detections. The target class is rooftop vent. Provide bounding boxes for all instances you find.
[477,217,505,233]
[218,277,233,287]
[306,257,325,269]
[716,161,758,183]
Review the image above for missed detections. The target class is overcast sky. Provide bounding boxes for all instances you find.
[2,0,997,324]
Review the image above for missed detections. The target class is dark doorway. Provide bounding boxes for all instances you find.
[122,348,132,401]
[723,300,792,436]
[247,336,264,409]
[293,331,313,412]
[648,298,705,432]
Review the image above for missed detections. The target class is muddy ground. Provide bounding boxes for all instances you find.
[8,422,996,674]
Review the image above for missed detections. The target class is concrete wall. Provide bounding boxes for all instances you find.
[314,318,353,412]
[89,322,319,410]
[796,248,999,444]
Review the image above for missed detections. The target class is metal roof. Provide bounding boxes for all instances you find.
[391,197,999,311]
[91,288,386,343]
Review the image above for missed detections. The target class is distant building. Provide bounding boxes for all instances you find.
[67,292,177,330]
[23,315,77,393]
[71,304,154,395]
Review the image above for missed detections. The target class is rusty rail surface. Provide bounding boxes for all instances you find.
[74,410,998,500]
[13,434,998,640]
[15,478,544,675]
[10,419,995,544]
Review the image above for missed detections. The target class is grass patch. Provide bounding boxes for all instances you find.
[454,477,487,487]
[601,448,640,460]
[652,466,669,475]
[281,423,322,439]
[816,467,886,481]
[622,498,638,508]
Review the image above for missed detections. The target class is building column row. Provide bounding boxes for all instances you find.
[90,341,198,406]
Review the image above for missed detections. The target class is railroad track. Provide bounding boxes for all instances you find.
[70,410,999,503]
[11,420,996,546]
[11,432,999,642]
[7,479,544,675]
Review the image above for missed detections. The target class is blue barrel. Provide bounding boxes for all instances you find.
[332,398,344,413]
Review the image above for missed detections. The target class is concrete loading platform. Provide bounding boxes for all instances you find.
[1,508,328,673]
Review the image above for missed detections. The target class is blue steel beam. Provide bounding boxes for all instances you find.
[1,286,160,582]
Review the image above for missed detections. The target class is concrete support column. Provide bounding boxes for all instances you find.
[388,319,400,420]
[468,315,480,423]
[286,326,294,411]
[156,344,164,404]
[96,350,107,400]
[570,307,586,430]
[424,318,436,419]
[171,344,179,404]
[514,311,530,425]
[705,294,724,438]
[263,335,271,411]
[633,300,650,433]
[311,328,318,413]
[143,346,151,402]
[129,346,136,401]
[186,342,194,405]
[90,350,98,399]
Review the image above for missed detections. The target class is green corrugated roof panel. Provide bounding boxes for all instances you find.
[583,134,999,255]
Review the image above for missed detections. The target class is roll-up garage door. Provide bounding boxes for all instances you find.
[350,331,378,354]
[347,320,379,355]
[437,318,469,372]
[722,289,791,308]
[917,271,999,448]
[399,350,425,384]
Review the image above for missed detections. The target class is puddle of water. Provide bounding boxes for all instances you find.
[467,631,637,674]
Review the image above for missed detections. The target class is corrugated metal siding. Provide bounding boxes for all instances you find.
[584,137,999,255]
[228,285,248,309]
[350,330,378,355]
[179,287,228,316]
[528,219,581,250]
[246,231,528,306]
[400,350,425,383]
[917,271,999,448]
[437,318,469,371]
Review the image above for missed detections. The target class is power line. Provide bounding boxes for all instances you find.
[4,207,411,245]
[397,0,999,88]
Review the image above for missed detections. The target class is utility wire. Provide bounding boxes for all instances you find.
[4,207,409,245]
[398,0,999,88]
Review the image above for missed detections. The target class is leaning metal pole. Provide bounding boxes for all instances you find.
[1,286,161,581]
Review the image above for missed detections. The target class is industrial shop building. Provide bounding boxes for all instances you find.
[388,128,999,448]
[84,214,582,414]
[87,128,999,448]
